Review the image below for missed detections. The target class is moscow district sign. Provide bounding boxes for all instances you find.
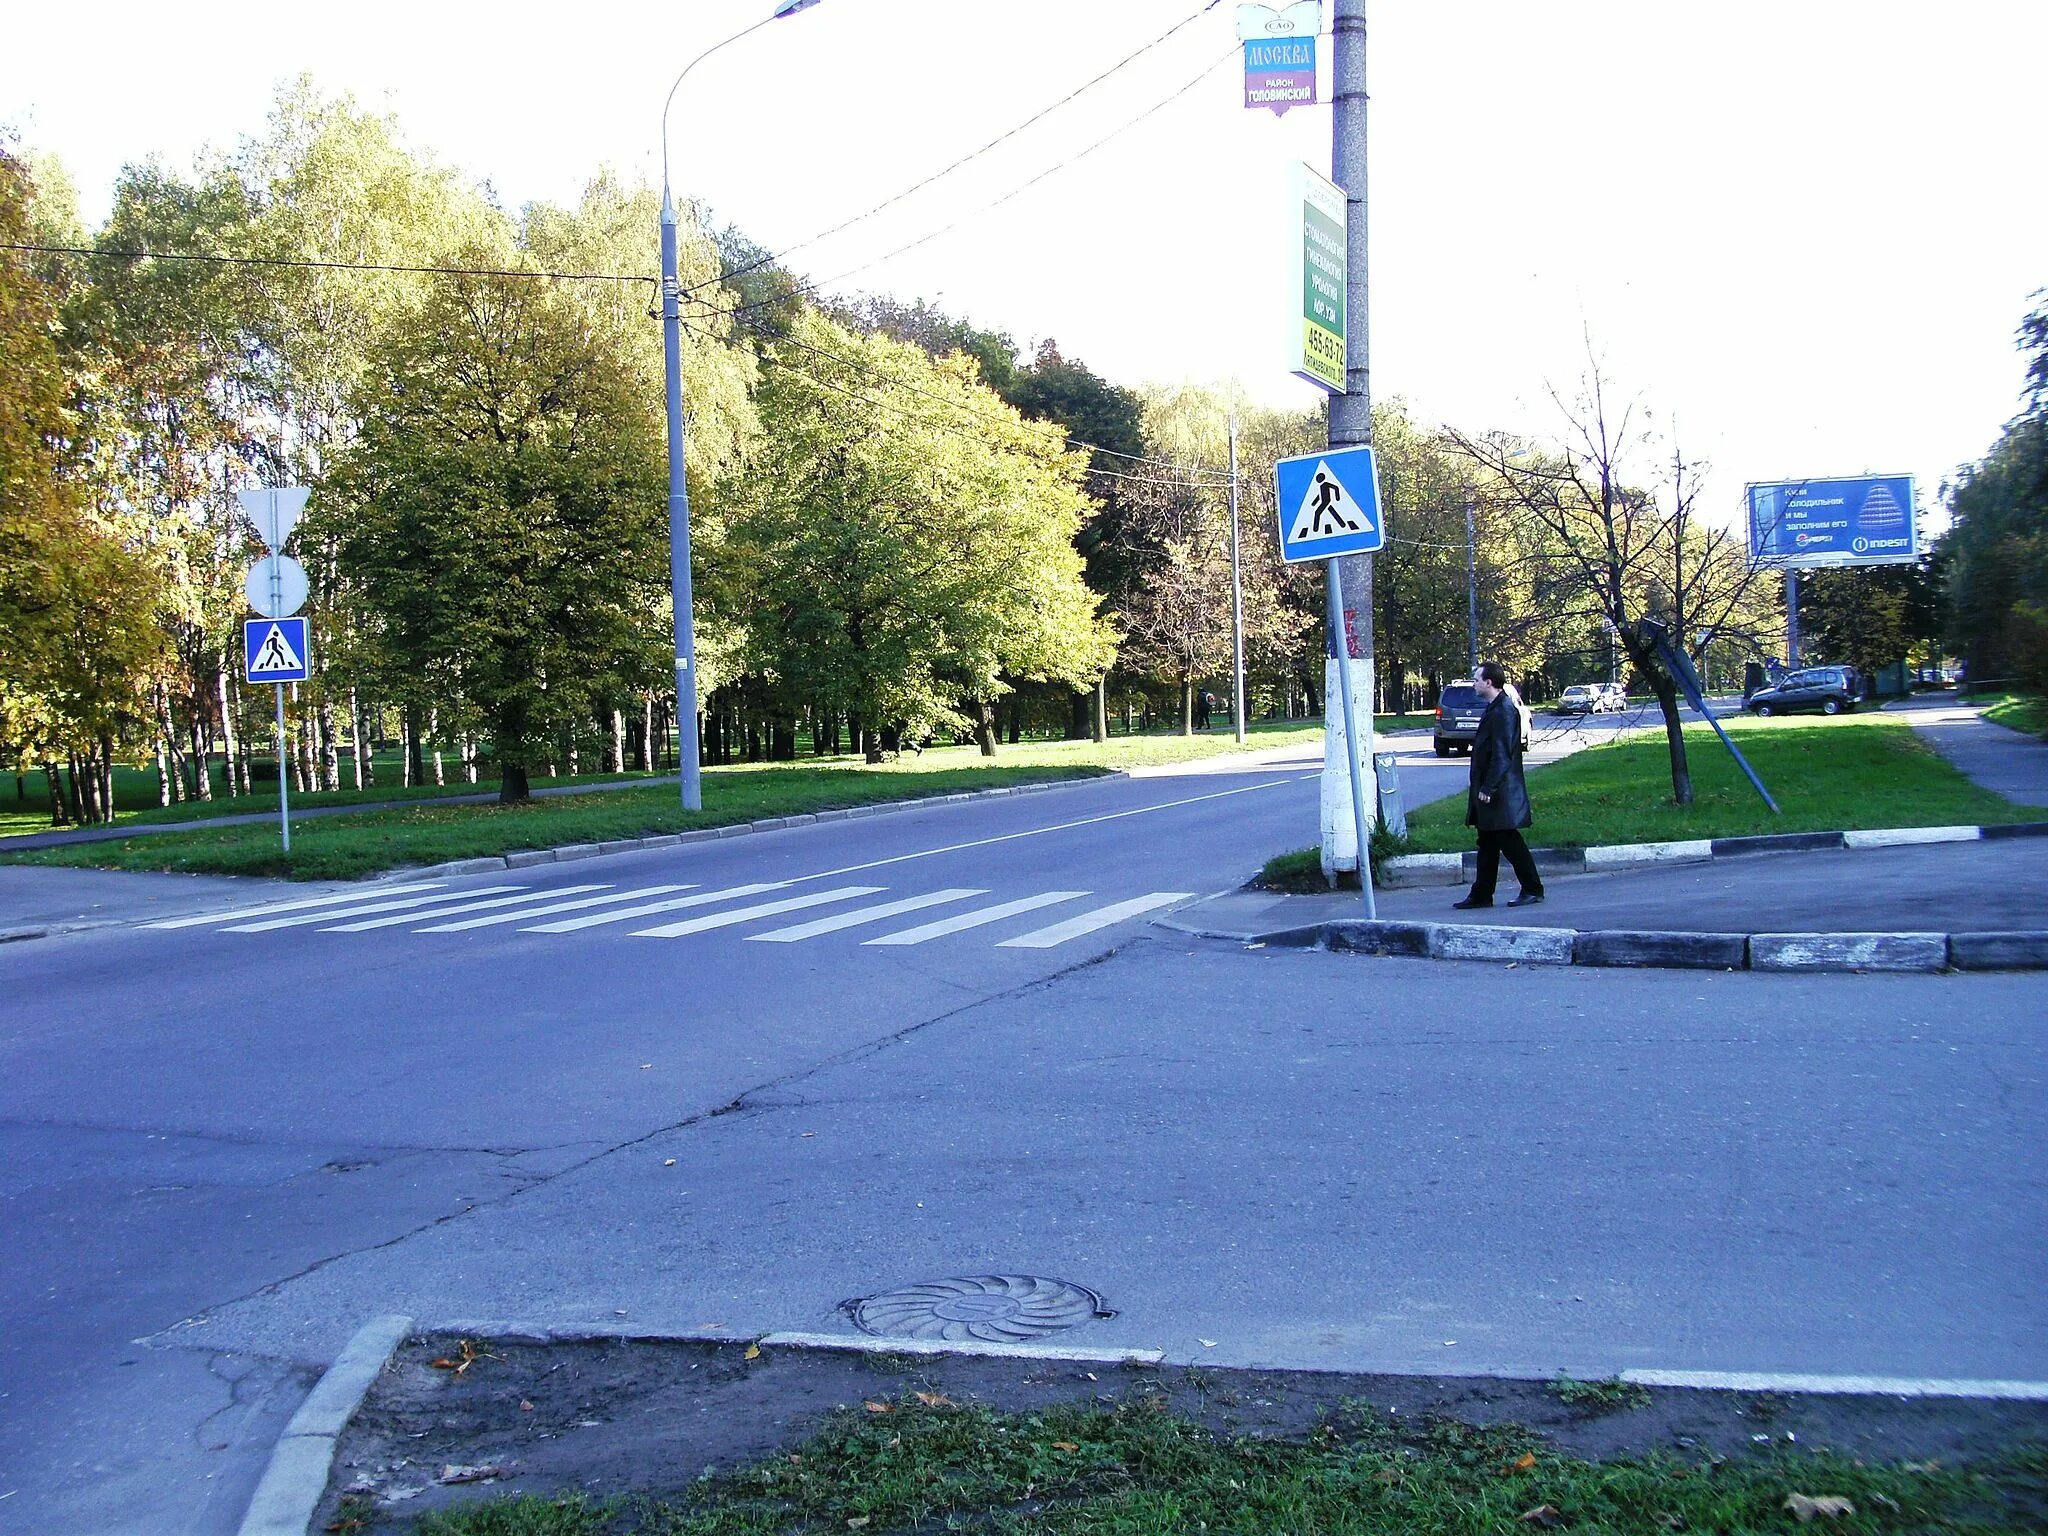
[1292,163,1346,394]
[1239,1,1321,116]
[1746,474,1919,567]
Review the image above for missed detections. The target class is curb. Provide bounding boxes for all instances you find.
[1378,820,2048,888]
[389,773,1129,883]
[237,1313,412,1536]
[1256,919,2048,973]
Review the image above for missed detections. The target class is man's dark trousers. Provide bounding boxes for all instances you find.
[1470,828,1541,903]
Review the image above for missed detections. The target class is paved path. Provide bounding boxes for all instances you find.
[1891,692,2048,807]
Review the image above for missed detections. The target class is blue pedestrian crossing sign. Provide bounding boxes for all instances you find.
[245,617,310,683]
[1274,444,1385,563]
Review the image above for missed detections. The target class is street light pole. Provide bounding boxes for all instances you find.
[1228,412,1246,745]
[660,1,823,810]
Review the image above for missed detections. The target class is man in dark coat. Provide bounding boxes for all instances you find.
[1454,661,1545,909]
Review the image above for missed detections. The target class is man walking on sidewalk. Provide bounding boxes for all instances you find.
[1454,662,1545,910]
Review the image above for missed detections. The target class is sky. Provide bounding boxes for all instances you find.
[6,0,2044,538]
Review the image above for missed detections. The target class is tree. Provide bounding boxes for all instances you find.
[1940,293,2048,692]
[326,253,668,802]
[1797,561,1941,679]
[1454,354,1769,805]
[0,144,165,822]
[719,310,1110,761]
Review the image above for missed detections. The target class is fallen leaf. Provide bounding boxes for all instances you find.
[1783,1494,1855,1523]
[801,1132,816,1138]
[663,1159,677,1167]
[1869,1494,1900,1514]
[914,1391,955,1407]
[1500,1451,1537,1474]
[519,1400,534,1413]
[438,1463,512,1486]
[1199,1338,1218,1348]
[1656,1515,1685,1531]
[428,1340,497,1376]
[847,1519,870,1530]
[745,1344,762,1361]
[864,1400,892,1413]
[1052,1441,1080,1452]
[1519,1505,1563,1527]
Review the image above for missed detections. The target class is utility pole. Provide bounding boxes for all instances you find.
[1785,570,1802,668]
[1228,412,1247,744]
[1464,493,1479,672]
[1320,0,1376,883]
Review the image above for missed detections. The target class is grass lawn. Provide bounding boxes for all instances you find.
[0,722,1334,882]
[1395,713,2041,855]
[375,1393,2044,1536]
[1981,692,2048,741]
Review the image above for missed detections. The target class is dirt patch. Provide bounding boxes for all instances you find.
[325,1332,2048,1530]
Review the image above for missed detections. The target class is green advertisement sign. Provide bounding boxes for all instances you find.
[1294,164,1346,393]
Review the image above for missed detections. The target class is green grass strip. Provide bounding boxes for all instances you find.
[1394,714,2039,855]
[399,1395,2046,1535]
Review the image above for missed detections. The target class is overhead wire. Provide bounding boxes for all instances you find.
[683,0,1229,297]
[683,43,1239,325]
[0,241,654,285]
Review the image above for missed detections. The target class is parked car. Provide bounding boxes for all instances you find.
[1745,665,1861,717]
[1555,682,1626,715]
[1434,682,1534,756]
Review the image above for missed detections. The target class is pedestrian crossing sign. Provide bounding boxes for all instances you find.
[1274,444,1385,563]
[245,617,310,683]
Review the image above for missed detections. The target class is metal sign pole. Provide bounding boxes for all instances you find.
[1229,414,1246,744]
[1326,558,1376,918]
[275,682,291,853]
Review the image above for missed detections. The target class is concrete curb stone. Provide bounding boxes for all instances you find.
[1431,921,1577,964]
[1982,821,2048,840]
[237,1313,412,1536]
[1742,933,1950,973]
[1950,932,2048,970]
[1572,929,1748,969]
[1710,830,1847,857]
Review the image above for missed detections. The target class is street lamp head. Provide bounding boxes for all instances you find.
[772,0,823,15]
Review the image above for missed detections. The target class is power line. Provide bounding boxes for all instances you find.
[686,0,1228,298]
[1,241,654,285]
[683,44,1238,325]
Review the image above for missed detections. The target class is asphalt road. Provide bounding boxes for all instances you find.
[3,711,2041,1535]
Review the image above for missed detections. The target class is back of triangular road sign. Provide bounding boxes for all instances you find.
[1274,444,1385,563]
[245,617,310,683]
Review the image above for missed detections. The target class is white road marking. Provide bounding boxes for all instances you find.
[228,887,524,933]
[794,776,1314,887]
[522,882,786,933]
[322,885,610,932]
[418,885,695,932]
[632,886,886,938]
[864,891,1088,946]
[745,888,987,943]
[996,892,1195,949]
[1621,1368,2048,1401]
[144,883,446,929]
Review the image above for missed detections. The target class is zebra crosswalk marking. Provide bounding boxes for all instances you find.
[418,885,695,933]
[144,882,447,929]
[520,882,785,934]
[323,884,610,932]
[228,886,524,934]
[996,892,1194,949]
[745,888,987,943]
[863,890,1088,947]
[631,886,886,939]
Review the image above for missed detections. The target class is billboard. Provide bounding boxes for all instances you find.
[1746,474,1919,567]
[1291,163,1346,394]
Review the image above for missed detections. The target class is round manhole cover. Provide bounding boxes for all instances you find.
[851,1275,1112,1342]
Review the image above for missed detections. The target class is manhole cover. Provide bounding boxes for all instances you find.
[850,1274,1113,1342]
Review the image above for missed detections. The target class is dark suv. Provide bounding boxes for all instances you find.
[1746,665,1860,717]
[1433,683,1532,756]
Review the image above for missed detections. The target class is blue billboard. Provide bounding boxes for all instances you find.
[1747,475,1918,567]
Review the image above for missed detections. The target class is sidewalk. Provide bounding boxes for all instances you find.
[1889,691,2048,807]
[1174,837,2048,942]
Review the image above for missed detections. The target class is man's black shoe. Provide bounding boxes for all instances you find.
[1451,896,1493,910]
[1507,891,1546,907]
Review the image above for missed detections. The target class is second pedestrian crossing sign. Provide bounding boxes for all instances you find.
[1274,443,1385,563]
[245,617,310,683]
